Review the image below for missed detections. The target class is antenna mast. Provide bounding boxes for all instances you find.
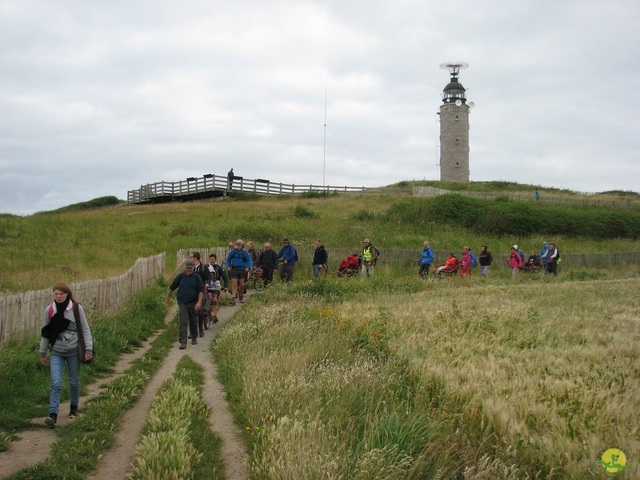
[323,89,327,186]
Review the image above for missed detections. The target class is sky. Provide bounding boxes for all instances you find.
[1,0,639,215]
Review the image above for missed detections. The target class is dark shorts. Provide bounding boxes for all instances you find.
[230,267,246,280]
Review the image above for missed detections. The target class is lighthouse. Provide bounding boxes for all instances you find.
[438,63,471,182]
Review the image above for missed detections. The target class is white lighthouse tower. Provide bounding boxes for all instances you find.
[438,62,472,182]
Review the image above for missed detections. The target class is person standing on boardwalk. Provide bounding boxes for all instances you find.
[166,260,204,349]
[277,238,298,282]
[40,282,93,427]
[418,240,434,278]
[227,168,235,190]
[226,239,252,303]
[311,239,328,279]
[478,245,493,278]
[361,238,377,278]
[257,242,278,286]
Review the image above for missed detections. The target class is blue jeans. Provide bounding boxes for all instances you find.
[49,353,80,414]
[312,264,323,279]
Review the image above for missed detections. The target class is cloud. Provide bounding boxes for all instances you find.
[1,0,639,215]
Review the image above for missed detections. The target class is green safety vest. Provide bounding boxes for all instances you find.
[363,246,372,262]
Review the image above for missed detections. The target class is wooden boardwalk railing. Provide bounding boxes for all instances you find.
[127,174,408,204]
[0,253,166,346]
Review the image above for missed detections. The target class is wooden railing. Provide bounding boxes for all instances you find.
[0,253,166,345]
[127,174,408,204]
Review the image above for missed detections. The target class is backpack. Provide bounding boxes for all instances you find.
[469,252,477,268]
[556,249,562,264]
[371,245,380,264]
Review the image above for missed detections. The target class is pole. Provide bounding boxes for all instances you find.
[323,89,327,186]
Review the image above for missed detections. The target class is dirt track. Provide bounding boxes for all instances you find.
[0,301,249,479]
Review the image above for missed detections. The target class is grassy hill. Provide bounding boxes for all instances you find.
[1,181,639,293]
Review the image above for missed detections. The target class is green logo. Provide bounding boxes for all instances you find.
[596,448,637,477]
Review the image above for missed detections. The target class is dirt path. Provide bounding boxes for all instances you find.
[0,301,249,479]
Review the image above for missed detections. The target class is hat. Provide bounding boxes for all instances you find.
[282,238,289,243]
[364,238,370,243]
[549,242,555,245]
[185,261,195,268]
[543,241,548,245]
[513,244,518,249]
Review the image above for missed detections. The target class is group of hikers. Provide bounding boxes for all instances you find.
[419,240,560,280]
[166,237,561,349]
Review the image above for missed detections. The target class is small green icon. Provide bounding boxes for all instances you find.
[596,448,637,477]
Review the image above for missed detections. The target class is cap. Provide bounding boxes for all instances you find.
[185,261,195,268]
[549,242,555,245]
[364,238,370,243]
[543,241,548,245]
[513,244,518,249]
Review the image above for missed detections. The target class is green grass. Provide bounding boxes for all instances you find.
[1,184,639,293]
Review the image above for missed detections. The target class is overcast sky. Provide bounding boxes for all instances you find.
[1,0,639,215]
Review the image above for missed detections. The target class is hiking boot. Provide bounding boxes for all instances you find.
[179,341,187,350]
[229,300,236,306]
[239,296,245,303]
[45,413,57,427]
[212,315,219,323]
[69,405,78,419]
[199,327,205,337]
[192,338,198,345]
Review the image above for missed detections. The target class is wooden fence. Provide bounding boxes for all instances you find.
[0,253,166,346]
[128,173,410,204]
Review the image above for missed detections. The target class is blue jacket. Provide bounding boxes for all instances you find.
[418,247,434,266]
[226,248,253,269]
[277,244,297,266]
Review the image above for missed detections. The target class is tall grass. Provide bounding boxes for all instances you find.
[129,356,223,480]
[212,276,640,479]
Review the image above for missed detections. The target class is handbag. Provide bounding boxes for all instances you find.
[73,303,94,364]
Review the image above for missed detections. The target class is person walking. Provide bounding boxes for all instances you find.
[166,260,204,349]
[277,238,298,282]
[40,282,94,427]
[189,252,211,337]
[207,253,229,323]
[311,239,328,279]
[418,241,434,278]
[544,242,559,276]
[478,245,493,278]
[509,246,523,280]
[226,239,252,304]
[460,246,472,277]
[257,242,278,286]
[361,238,377,278]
